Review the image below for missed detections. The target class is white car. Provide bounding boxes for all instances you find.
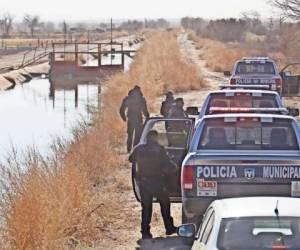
[178,197,300,250]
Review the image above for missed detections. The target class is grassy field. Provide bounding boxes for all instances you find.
[0,31,205,249]
[188,31,288,73]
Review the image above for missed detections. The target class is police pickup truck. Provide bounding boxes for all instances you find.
[186,88,299,119]
[225,57,282,94]
[181,112,300,226]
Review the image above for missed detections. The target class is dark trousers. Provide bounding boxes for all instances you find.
[139,180,174,234]
[127,119,142,152]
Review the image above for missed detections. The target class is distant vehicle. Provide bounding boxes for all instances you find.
[132,117,194,203]
[185,89,299,119]
[178,197,300,250]
[225,57,282,94]
[181,113,300,226]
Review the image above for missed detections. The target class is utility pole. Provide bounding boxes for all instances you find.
[110,18,113,43]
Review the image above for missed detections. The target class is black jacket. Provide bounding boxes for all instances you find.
[119,91,149,122]
[129,141,176,181]
[160,99,174,117]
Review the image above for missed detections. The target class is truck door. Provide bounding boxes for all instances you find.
[281,63,300,97]
[132,118,194,202]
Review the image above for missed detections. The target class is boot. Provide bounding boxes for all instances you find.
[166,226,177,236]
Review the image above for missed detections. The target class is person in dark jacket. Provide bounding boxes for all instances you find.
[167,97,188,119]
[120,86,149,153]
[167,98,189,147]
[129,130,178,239]
[160,91,174,117]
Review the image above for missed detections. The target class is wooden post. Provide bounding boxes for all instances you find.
[75,42,78,65]
[98,43,101,67]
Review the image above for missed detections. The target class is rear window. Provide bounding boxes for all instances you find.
[206,93,278,114]
[235,61,275,75]
[198,117,299,150]
[218,217,300,250]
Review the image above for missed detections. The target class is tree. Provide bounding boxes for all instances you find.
[23,14,40,37]
[0,12,14,38]
[270,0,300,20]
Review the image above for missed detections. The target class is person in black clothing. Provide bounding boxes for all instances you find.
[160,91,174,117]
[166,98,189,147]
[120,86,149,153]
[129,130,178,239]
[167,97,188,119]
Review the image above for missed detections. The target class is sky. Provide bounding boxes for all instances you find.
[0,0,273,22]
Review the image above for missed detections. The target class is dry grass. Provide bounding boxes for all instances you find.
[0,31,204,249]
[196,37,288,72]
[1,39,65,48]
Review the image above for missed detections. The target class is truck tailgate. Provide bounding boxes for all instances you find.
[189,164,300,198]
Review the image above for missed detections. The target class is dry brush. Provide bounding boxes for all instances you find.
[0,31,204,249]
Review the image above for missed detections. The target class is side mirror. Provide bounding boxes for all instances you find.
[186,106,199,116]
[224,71,231,77]
[287,107,300,117]
[177,223,196,238]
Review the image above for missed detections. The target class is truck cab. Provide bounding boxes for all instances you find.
[186,88,299,120]
[181,113,300,226]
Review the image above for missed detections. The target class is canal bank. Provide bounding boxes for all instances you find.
[0,62,49,90]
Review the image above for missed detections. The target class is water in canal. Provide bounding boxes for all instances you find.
[0,55,133,162]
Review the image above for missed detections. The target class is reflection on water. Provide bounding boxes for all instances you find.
[0,53,134,162]
[0,78,100,161]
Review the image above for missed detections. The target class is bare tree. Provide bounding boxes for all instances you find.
[23,14,40,37]
[0,12,14,38]
[270,0,300,20]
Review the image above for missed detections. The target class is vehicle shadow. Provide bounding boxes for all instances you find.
[136,236,193,250]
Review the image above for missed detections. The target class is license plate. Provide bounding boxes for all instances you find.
[291,181,300,197]
[197,179,217,197]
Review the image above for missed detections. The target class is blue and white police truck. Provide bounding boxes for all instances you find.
[186,88,299,119]
[181,112,300,226]
[226,57,283,94]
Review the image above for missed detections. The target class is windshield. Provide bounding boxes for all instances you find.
[235,61,275,75]
[198,117,299,150]
[206,93,278,114]
[143,120,192,149]
[218,217,300,250]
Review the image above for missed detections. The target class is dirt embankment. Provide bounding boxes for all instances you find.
[0,62,50,90]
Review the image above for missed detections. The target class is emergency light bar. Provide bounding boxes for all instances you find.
[219,85,270,90]
[241,57,269,61]
[209,107,288,114]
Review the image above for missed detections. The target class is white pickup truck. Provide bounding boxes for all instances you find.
[225,57,283,94]
[181,113,300,226]
[186,88,299,119]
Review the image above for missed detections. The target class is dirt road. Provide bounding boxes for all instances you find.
[95,33,227,250]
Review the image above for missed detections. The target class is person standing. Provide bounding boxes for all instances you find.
[160,91,174,117]
[167,98,189,147]
[167,97,188,119]
[120,86,149,153]
[129,130,178,239]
